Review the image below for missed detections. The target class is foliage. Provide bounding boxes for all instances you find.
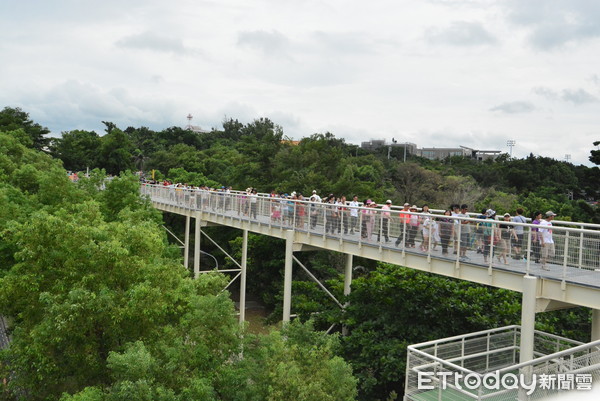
[589,141,600,165]
[0,106,51,150]
[51,130,102,172]
[334,264,523,400]
[3,108,600,401]
[0,126,357,401]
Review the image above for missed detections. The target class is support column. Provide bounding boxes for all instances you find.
[239,230,248,324]
[283,230,294,323]
[194,216,201,279]
[184,215,190,269]
[519,275,537,400]
[592,309,600,341]
[520,275,537,364]
[342,254,353,336]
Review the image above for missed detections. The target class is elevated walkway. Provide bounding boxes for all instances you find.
[143,183,600,397]
[141,184,600,311]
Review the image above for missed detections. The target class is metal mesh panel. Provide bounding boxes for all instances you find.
[406,327,600,401]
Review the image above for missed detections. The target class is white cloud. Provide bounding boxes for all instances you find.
[0,0,599,165]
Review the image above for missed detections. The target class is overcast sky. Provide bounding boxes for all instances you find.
[1,0,600,165]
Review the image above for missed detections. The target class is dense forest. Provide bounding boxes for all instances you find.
[1,106,599,400]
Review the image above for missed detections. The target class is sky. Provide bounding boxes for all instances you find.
[1,0,600,166]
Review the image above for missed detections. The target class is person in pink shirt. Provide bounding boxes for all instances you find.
[378,200,392,242]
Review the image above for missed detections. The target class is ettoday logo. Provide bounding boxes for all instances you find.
[418,371,593,395]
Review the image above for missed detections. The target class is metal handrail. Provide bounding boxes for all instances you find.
[140,184,600,288]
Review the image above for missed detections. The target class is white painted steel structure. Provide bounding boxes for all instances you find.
[141,184,600,309]
[141,183,600,383]
[405,325,600,400]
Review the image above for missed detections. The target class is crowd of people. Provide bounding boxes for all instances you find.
[142,179,558,268]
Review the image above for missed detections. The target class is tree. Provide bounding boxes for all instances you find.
[98,129,134,175]
[336,264,522,400]
[589,141,600,165]
[51,130,101,172]
[0,106,51,150]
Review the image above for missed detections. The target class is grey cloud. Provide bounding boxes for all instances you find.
[561,88,598,105]
[235,30,364,87]
[505,0,600,50]
[24,80,178,134]
[532,86,559,100]
[237,29,374,60]
[116,31,188,54]
[589,74,600,86]
[533,86,598,105]
[309,31,375,55]
[490,101,535,114]
[237,30,291,58]
[425,21,497,46]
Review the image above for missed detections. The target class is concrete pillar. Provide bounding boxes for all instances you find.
[520,275,538,364]
[519,275,537,400]
[592,309,600,341]
[343,253,353,298]
[194,216,201,279]
[239,230,248,324]
[184,215,190,269]
[283,230,294,322]
[342,254,353,336]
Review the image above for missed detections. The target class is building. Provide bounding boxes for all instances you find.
[360,140,418,154]
[418,147,470,160]
[360,140,501,161]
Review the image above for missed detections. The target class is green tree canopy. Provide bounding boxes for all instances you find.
[0,106,51,150]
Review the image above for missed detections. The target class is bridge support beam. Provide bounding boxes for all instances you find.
[520,275,537,364]
[519,275,537,400]
[342,254,353,336]
[283,230,294,323]
[239,230,248,324]
[194,215,201,279]
[184,215,190,269]
[592,309,600,341]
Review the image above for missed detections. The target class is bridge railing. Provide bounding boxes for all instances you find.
[141,184,600,288]
[404,325,600,401]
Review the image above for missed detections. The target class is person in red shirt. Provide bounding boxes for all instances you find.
[395,202,411,247]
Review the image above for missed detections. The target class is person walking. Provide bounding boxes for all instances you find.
[348,195,359,234]
[458,204,471,261]
[439,210,454,255]
[511,208,527,260]
[394,203,411,247]
[378,200,392,242]
[407,205,419,248]
[539,211,557,270]
[498,213,517,264]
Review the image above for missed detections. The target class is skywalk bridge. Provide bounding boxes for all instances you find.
[141,183,600,399]
[142,184,600,314]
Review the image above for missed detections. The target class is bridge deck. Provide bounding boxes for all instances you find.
[142,185,600,310]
